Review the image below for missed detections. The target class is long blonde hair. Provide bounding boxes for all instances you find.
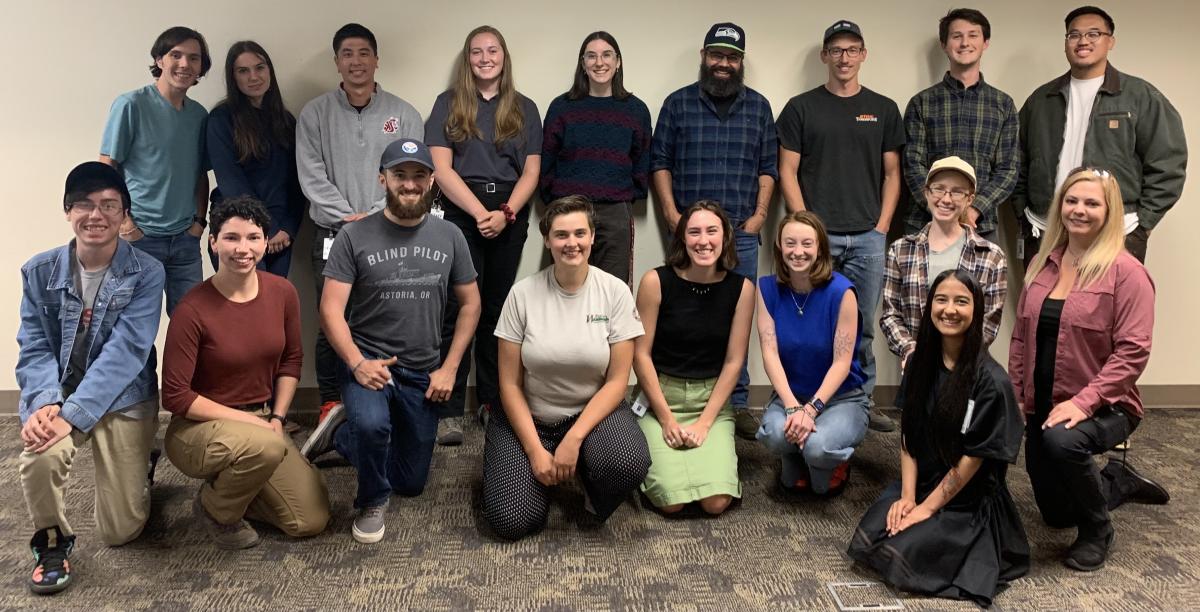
[444,25,525,146]
[1025,167,1127,288]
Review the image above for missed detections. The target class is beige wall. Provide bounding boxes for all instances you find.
[1,0,1196,393]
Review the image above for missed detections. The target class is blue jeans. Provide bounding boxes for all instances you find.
[333,362,439,509]
[128,230,202,316]
[826,229,886,396]
[756,392,869,493]
[729,230,760,409]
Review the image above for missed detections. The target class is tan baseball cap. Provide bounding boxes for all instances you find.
[925,156,977,189]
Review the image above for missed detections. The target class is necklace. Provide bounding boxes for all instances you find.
[687,283,711,296]
[789,288,812,316]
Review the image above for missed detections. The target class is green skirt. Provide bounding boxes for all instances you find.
[637,373,741,507]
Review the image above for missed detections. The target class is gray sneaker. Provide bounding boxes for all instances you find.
[734,409,760,440]
[437,417,464,447]
[352,500,389,544]
[194,494,259,550]
[301,402,345,461]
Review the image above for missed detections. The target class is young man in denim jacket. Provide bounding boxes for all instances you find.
[16,162,166,595]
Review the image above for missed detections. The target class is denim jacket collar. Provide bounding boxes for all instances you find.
[45,239,143,293]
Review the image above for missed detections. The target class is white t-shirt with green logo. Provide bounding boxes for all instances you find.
[495,265,644,424]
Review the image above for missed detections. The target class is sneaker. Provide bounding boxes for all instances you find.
[868,410,896,432]
[437,417,464,447]
[733,409,759,440]
[1102,457,1170,510]
[194,495,259,550]
[1065,526,1115,572]
[29,526,74,595]
[301,402,346,461]
[353,500,389,544]
[826,462,852,495]
[316,400,341,424]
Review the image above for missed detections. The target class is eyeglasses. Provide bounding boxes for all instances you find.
[1068,165,1112,179]
[583,51,617,63]
[925,186,973,202]
[704,50,743,65]
[824,47,864,59]
[69,201,124,216]
[1065,30,1112,43]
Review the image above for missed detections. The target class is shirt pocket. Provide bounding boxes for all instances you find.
[1064,287,1115,352]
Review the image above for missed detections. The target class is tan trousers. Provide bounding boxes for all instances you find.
[164,410,330,537]
[20,411,157,546]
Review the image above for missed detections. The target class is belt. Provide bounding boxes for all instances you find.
[233,402,269,412]
[468,181,514,194]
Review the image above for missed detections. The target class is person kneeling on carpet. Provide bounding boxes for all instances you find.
[756,211,869,496]
[847,270,1029,607]
[632,201,752,515]
[482,196,651,540]
[162,197,330,549]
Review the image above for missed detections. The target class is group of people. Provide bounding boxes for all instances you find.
[15,4,1184,607]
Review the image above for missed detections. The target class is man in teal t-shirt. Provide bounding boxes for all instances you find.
[100,26,211,315]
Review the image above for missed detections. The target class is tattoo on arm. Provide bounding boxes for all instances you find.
[833,330,853,359]
[941,467,962,498]
[762,329,777,351]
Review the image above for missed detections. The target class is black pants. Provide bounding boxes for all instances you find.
[310,225,342,403]
[482,405,651,540]
[589,201,634,285]
[1025,404,1137,532]
[441,186,530,414]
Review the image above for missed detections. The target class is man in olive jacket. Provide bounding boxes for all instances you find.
[1012,5,1186,264]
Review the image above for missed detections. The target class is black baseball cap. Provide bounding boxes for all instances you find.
[705,22,746,54]
[63,161,131,211]
[823,20,864,45]
[380,138,434,172]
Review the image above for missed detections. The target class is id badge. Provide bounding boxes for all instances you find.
[322,236,334,260]
[630,392,649,417]
[430,203,445,219]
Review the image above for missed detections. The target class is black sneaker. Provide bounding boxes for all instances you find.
[1065,526,1115,572]
[733,410,759,440]
[1102,457,1170,510]
[29,526,75,595]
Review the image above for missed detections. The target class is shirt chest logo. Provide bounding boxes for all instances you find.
[382,117,400,134]
[586,314,609,324]
[855,114,879,123]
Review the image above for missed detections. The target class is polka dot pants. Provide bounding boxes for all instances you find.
[482,403,651,540]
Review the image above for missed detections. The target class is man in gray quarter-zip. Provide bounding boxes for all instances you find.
[1012,5,1186,265]
[297,23,423,417]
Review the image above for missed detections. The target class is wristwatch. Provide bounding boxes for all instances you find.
[807,398,826,415]
[267,413,287,425]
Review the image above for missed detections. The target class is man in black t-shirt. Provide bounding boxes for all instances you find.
[776,20,904,432]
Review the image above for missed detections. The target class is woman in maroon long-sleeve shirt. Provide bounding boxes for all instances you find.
[1010,167,1160,573]
[162,197,329,549]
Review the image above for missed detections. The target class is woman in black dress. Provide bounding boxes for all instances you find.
[847,270,1029,607]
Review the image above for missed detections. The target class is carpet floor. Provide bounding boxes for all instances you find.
[0,409,1196,611]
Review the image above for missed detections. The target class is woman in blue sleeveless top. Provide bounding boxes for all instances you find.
[756,211,869,495]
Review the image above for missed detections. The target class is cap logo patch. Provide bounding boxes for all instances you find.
[402,141,419,154]
[383,117,400,134]
[715,27,741,41]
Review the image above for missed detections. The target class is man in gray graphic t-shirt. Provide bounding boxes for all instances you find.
[302,139,479,545]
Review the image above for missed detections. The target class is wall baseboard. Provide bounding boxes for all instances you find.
[3,385,1196,417]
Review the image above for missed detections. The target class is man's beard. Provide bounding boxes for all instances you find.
[386,188,432,220]
[699,62,744,98]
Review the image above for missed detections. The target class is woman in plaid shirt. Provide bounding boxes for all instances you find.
[880,156,1007,368]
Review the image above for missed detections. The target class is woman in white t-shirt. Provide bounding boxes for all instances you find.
[483,196,649,540]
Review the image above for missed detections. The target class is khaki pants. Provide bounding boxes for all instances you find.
[164,410,329,537]
[20,411,157,546]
